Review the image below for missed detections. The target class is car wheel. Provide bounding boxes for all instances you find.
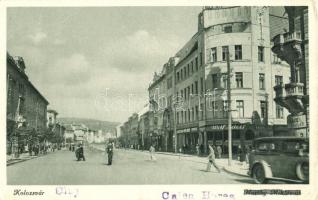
[296,162,309,182]
[253,164,268,184]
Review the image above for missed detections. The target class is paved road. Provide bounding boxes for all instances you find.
[7,148,254,185]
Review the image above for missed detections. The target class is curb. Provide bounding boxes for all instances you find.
[223,166,249,178]
[7,158,34,166]
[7,152,54,166]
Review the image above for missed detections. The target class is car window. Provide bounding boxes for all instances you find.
[282,141,308,153]
[256,141,280,152]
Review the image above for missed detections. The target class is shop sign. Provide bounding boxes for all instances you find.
[207,124,245,131]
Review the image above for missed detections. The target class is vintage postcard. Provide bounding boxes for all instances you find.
[1,0,317,200]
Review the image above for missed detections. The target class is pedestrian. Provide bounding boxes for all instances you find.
[76,144,86,161]
[196,144,200,156]
[200,144,204,156]
[106,142,114,165]
[149,145,156,161]
[217,145,222,159]
[206,145,221,173]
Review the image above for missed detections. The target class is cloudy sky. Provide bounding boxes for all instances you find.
[7,7,202,123]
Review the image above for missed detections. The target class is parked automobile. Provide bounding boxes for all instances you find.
[248,136,309,184]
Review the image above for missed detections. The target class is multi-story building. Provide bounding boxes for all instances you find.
[7,53,49,154]
[272,6,309,137]
[147,6,291,154]
[47,109,58,127]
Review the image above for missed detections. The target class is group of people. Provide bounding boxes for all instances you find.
[28,143,57,156]
[73,142,115,164]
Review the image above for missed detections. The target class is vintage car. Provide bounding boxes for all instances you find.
[248,136,309,184]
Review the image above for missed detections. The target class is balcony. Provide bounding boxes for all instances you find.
[272,31,302,66]
[274,82,306,114]
[285,83,304,97]
[283,31,302,43]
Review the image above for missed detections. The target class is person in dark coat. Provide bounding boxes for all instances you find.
[106,142,114,165]
[76,144,85,161]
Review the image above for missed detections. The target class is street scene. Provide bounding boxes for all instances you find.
[7,6,309,185]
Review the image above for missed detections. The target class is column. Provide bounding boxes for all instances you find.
[203,131,207,154]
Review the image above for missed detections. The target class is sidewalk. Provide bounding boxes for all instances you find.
[89,144,249,177]
[6,150,59,166]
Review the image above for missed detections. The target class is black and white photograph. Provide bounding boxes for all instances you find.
[5,5,312,188]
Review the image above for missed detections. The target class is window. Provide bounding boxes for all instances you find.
[191,61,194,73]
[177,112,179,124]
[188,109,191,122]
[275,75,283,86]
[184,67,187,78]
[235,72,243,88]
[188,86,190,99]
[200,77,204,94]
[195,81,198,94]
[191,63,194,74]
[187,64,190,76]
[235,45,242,60]
[181,111,184,123]
[167,77,172,89]
[177,72,180,82]
[211,47,217,62]
[236,100,244,118]
[212,74,218,89]
[259,73,265,90]
[222,46,229,61]
[200,52,203,66]
[191,84,194,95]
[260,101,266,118]
[224,25,232,33]
[184,88,187,100]
[222,73,227,89]
[192,108,194,122]
[223,100,228,118]
[195,57,198,71]
[200,103,204,119]
[181,90,183,99]
[258,46,264,62]
[181,69,183,80]
[195,106,199,121]
[276,104,284,119]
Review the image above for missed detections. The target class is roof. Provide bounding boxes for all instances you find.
[47,109,58,114]
[7,52,49,105]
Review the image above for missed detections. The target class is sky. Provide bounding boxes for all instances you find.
[7,7,202,123]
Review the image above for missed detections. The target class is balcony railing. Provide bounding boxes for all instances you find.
[283,31,302,43]
[285,83,304,96]
[272,31,302,46]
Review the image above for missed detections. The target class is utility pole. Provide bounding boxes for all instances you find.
[226,49,232,166]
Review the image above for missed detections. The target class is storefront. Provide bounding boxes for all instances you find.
[205,123,253,155]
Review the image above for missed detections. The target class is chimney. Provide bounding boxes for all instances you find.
[14,56,26,73]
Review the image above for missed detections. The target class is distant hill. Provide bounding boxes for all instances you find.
[58,117,120,133]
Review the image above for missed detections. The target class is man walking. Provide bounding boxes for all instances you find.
[106,142,114,165]
[206,145,221,173]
